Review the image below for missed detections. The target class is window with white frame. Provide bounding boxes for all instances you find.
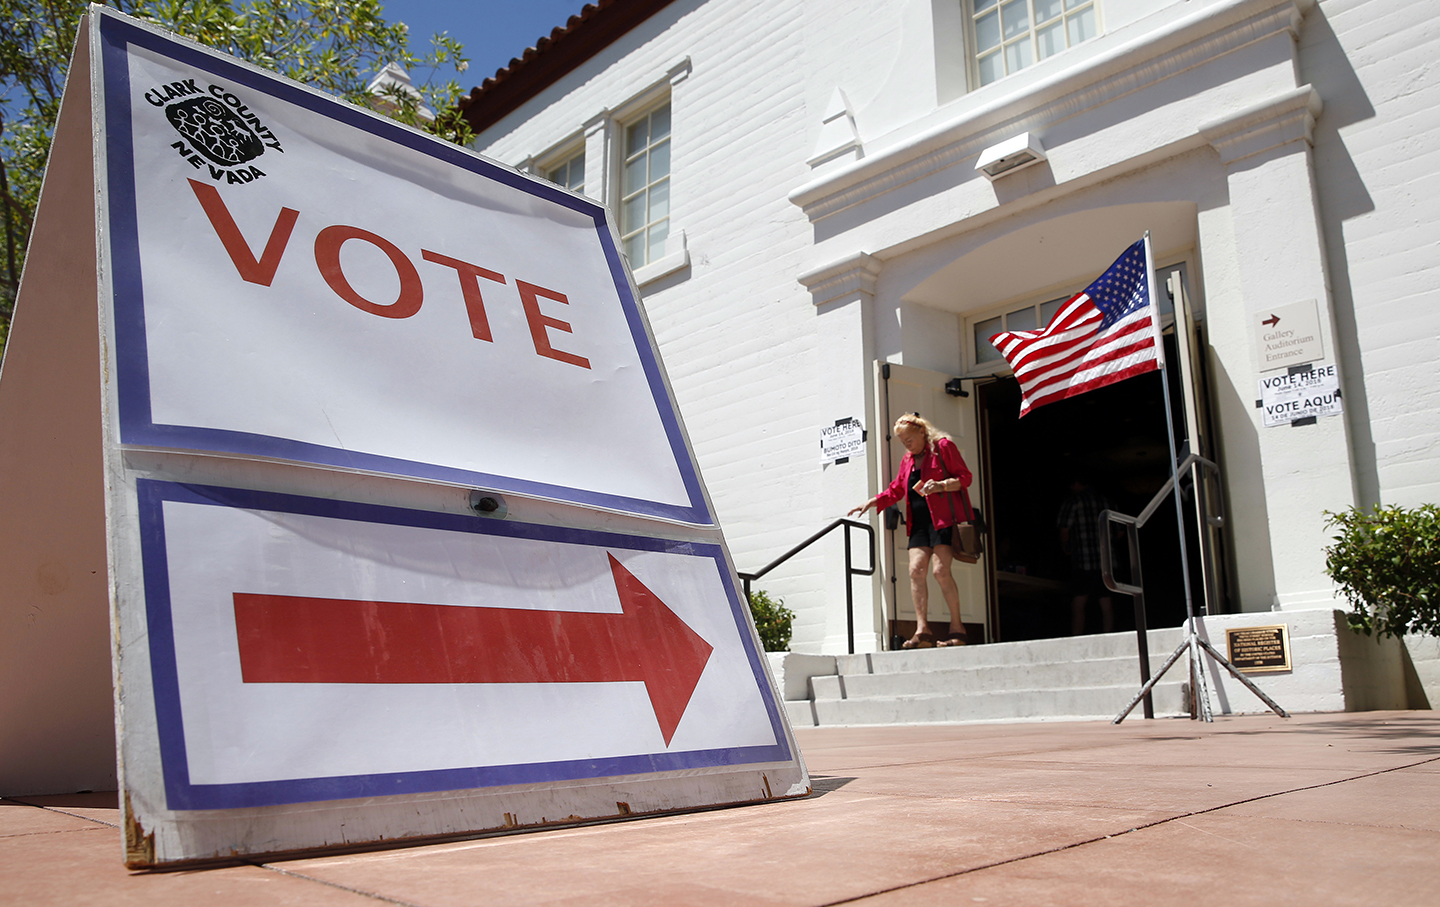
[619,103,671,267]
[971,0,1099,87]
[972,296,1071,366]
[545,149,585,194]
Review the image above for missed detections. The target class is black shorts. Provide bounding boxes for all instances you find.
[907,523,953,550]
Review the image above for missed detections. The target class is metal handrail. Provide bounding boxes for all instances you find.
[738,519,876,655]
[1099,453,1224,718]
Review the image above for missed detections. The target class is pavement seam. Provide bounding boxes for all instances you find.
[0,798,121,829]
[257,863,430,907]
[813,753,1440,906]
[0,825,114,839]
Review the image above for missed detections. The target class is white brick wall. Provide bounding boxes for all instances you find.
[1304,0,1440,507]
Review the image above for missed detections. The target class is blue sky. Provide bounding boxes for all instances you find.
[381,1,591,93]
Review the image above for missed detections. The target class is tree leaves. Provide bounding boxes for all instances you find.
[0,0,473,344]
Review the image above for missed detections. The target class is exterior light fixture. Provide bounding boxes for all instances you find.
[975,132,1047,180]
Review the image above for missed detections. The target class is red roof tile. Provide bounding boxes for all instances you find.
[458,0,678,136]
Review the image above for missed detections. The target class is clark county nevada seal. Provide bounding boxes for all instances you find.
[146,78,284,185]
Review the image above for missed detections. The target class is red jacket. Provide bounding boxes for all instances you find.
[874,437,974,532]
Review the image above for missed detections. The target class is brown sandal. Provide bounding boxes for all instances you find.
[938,631,968,647]
[901,631,935,649]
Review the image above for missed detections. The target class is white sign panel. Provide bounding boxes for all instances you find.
[60,11,806,868]
[820,417,866,464]
[99,15,706,523]
[136,481,787,810]
[1255,299,1324,373]
[1258,363,1343,426]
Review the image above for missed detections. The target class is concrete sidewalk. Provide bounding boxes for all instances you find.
[4,711,1438,905]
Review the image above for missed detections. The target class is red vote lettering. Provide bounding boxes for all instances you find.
[421,249,505,341]
[188,179,298,286]
[188,190,591,364]
[314,225,423,319]
[517,280,591,369]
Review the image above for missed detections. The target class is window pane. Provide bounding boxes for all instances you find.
[975,316,1004,364]
[648,178,670,222]
[1036,20,1064,58]
[1005,307,1037,332]
[650,104,671,140]
[622,193,646,234]
[975,10,1000,51]
[1064,0,1088,8]
[624,231,645,264]
[978,50,1003,85]
[1035,0,1063,23]
[649,138,671,182]
[647,221,669,263]
[1040,297,1066,326]
[623,154,647,194]
[975,0,998,11]
[626,118,648,156]
[1001,0,1031,39]
[1068,7,1096,44]
[547,153,584,192]
[1005,38,1033,74]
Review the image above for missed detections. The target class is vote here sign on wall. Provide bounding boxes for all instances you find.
[0,9,805,869]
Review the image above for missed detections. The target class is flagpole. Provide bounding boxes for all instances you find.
[1144,231,1210,719]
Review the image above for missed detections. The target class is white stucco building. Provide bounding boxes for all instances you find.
[458,0,1436,674]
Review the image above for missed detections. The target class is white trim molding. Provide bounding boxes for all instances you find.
[788,0,1310,222]
[1199,84,1323,165]
[798,252,882,307]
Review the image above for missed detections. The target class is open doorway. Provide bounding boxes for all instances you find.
[976,332,1211,641]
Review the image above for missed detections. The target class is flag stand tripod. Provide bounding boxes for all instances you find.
[1111,236,1288,724]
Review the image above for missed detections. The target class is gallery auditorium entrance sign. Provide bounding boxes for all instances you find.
[0,9,805,866]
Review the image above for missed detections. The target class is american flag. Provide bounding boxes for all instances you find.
[990,238,1163,417]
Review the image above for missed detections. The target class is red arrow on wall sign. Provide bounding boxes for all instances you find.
[233,555,714,745]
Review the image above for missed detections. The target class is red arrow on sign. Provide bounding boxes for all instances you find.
[233,554,714,745]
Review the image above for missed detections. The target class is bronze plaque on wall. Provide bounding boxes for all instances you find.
[1226,624,1292,673]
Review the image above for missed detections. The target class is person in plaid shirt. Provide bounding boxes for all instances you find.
[1057,476,1114,635]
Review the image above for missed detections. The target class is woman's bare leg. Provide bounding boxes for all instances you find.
[931,545,966,640]
[908,546,934,637]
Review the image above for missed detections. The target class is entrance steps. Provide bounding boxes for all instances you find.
[771,629,1193,727]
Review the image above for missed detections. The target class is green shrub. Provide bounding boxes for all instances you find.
[748,589,795,652]
[1323,504,1440,638]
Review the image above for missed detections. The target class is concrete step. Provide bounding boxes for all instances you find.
[772,629,1199,729]
[773,610,1397,729]
[833,628,1187,676]
[810,681,1190,725]
[810,654,1182,701]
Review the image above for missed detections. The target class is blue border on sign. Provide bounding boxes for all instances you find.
[97,13,709,526]
[136,479,790,811]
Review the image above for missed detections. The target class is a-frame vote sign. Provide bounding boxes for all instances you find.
[0,8,806,867]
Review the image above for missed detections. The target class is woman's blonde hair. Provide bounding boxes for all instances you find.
[893,412,950,445]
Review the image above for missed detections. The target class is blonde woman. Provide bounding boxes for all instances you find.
[849,413,974,648]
